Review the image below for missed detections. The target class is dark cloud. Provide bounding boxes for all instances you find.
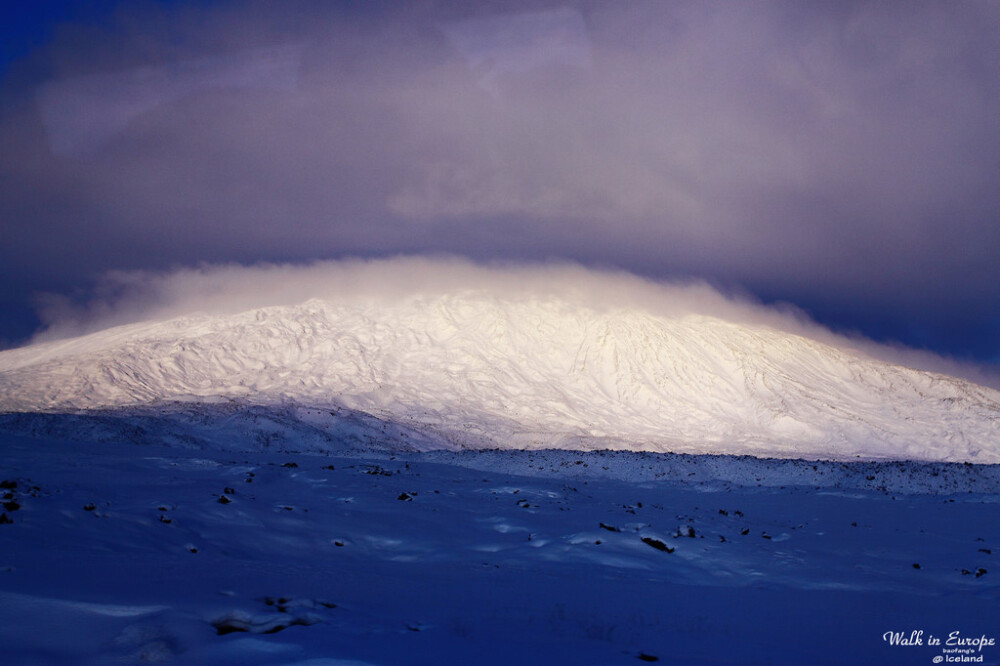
[1,0,999,365]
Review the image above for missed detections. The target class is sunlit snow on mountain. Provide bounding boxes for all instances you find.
[3,258,998,463]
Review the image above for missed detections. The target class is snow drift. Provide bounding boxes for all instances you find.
[1,259,998,462]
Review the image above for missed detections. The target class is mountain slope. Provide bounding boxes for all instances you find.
[1,292,998,462]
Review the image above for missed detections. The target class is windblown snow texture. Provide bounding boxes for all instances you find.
[2,289,997,462]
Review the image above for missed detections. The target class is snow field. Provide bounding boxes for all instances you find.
[1,432,997,664]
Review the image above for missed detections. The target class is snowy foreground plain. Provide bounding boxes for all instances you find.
[0,410,998,665]
[1,266,999,664]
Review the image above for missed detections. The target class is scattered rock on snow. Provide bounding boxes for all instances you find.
[210,610,321,635]
[641,537,675,553]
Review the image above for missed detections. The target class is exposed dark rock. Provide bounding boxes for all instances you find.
[641,537,675,553]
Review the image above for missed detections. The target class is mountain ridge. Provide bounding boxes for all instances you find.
[1,291,998,462]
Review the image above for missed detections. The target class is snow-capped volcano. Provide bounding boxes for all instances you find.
[2,268,998,462]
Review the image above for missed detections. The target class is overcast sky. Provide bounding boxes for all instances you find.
[1,0,998,369]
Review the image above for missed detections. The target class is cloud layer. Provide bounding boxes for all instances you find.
[2,1,999,361]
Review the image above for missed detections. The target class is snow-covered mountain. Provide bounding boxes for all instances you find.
[2,284,998,463]
[0,282,1000,462]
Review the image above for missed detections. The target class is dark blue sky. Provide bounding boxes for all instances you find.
[2,0,999,371]
[2,2,112,69]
